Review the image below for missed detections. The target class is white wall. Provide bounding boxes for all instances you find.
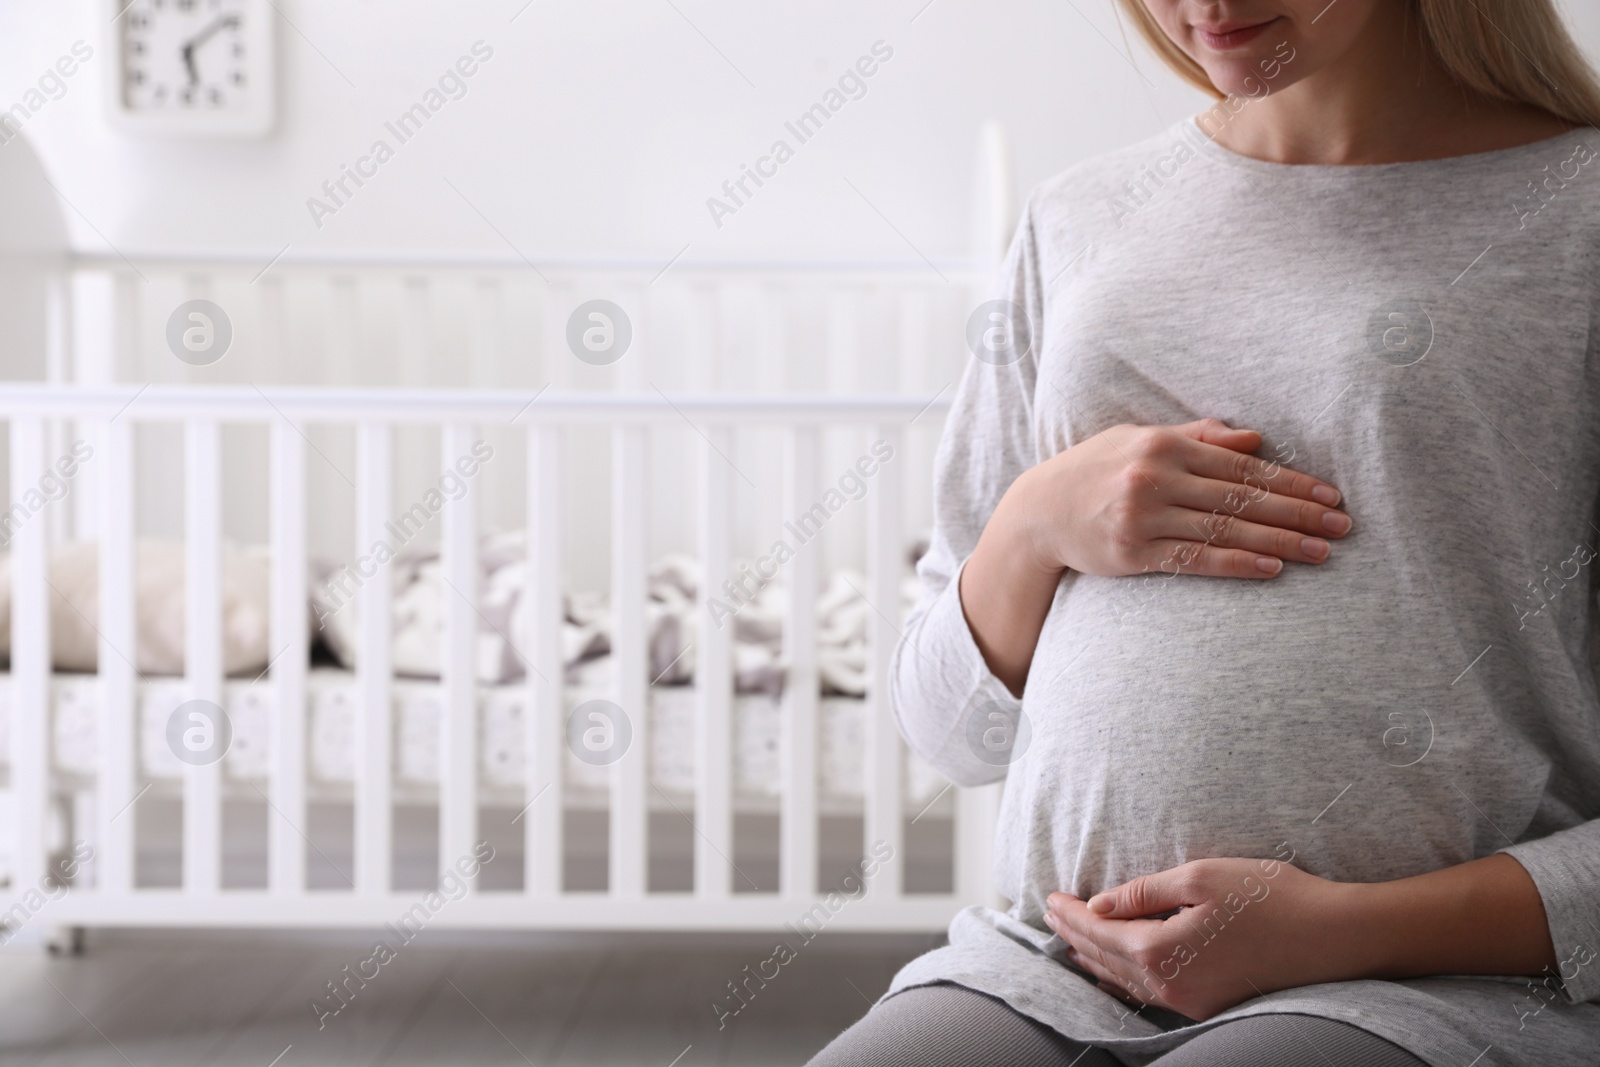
[0,0,1213,262]
[4,1,1599,262]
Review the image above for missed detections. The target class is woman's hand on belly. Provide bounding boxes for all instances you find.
[1018,418,1351,580]
[961,418,1351,693]
[1042,854,1559,1023]
[1043,856,1347,1021]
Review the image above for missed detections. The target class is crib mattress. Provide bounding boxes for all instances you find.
[0,668,950,816]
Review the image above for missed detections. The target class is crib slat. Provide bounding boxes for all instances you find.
[467,278,502,388]
[440,423,479,883]
[97,418,136,893]
[756,284,785,393]
[827,287,863,393]
[184,418,224,894]
[611,425,648,898]
[9,418,50,895]
[686,284,720,391]
[866,425,903,897]
[69,273,118,551]
[618,287,647,392]
[44,279,71,545]
[70,271,118,385]
[541,283,574,391]
[524,425,563,897]
[269,423,308,895]
[355,423,393,895]
[695,426,733,899]
[781,426,819,899]
[398,278,431,387]
[896,289,933,393]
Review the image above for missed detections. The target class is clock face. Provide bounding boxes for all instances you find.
[120,0,251,112]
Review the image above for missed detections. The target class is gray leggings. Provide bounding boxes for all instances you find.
[805,984,1426,1067]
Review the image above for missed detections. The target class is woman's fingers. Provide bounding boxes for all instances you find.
[1172,476,1352,540]
[1035,418,1349,581]
[1158,504,1338,565]
[1174,417,1262,453]
[1144,538,1285,579]
[1181,436,1342,508]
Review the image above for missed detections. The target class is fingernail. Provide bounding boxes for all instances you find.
[1322,512,1352,535]
[1312,485,1340,506]
[1255,557,1282,574]
[1088,895,1113,914]
[1301,538,1329,561]
[1044,911,1059,931]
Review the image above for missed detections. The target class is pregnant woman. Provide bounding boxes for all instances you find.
[810,2,1600,1065]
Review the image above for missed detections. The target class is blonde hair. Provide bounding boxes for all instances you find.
[1113,0,1600,129]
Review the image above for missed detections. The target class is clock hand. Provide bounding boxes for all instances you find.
[186,14,240,52]
[180,14,240,86]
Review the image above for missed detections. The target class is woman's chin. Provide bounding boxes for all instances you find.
[1199,65,1275,100]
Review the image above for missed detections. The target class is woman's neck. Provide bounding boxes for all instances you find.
[1208,7,1578,165]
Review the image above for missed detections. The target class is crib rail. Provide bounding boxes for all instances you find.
[0,385,952,422]
[0,385,1001,932]
[64,252,985,404]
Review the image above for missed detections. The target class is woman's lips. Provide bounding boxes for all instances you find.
[1193,17,1279,51]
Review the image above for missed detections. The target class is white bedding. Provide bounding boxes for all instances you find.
[311,531,924,693]
[0,666,951,815]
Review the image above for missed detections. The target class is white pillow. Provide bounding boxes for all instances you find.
[0,539,272,676]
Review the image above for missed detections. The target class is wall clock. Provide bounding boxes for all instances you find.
[106,0,275,136]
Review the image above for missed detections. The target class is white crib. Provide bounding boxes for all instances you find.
[0,127,1018,939]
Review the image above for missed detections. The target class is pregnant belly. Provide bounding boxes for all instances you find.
[999,561,1546,915]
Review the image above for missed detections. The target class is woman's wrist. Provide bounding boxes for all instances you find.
[995,465,1069,578]
[1310,877,1397,983]
[958,469,1069,695]
[1312,856,1556,985]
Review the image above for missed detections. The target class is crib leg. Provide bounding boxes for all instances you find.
[44,926,86,957]
[0,923,86,955]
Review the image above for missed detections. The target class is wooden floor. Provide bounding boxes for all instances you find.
[0,928,942,1066]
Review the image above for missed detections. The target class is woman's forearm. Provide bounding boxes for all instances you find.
[959,468,1064,696]
[1339,853,1557,981]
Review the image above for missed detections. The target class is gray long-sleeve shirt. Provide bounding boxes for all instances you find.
[886,117,1600,1067]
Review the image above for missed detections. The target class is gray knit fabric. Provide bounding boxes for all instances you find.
[1149,1011,1424,1067]
[807,984,1426,1067]
[887,117,1600,1067]
[807,983,1122,1067]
